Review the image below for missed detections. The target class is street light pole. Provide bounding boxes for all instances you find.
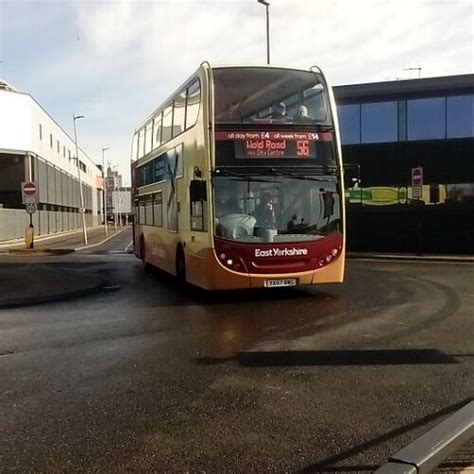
[101,146,109,235]
[113,165,118,231]
[117,195,122,227]
[258,0,270,64]
[73,114,88,245]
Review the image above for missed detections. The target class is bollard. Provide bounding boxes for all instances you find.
[25,224,34,249]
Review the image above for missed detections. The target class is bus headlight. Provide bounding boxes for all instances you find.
[218,253,248,273]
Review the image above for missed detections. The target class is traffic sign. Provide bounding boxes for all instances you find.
[25,204,37,215]
[21,181,39,205]
[411,167,423,199]
[23,182,37,195]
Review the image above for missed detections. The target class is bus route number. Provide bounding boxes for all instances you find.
[297,140,310,157]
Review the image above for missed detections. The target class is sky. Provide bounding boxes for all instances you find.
[0,0,473,185]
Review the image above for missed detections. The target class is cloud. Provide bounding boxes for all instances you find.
[2,0,472,183]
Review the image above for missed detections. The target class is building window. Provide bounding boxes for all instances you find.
[447,95,474,139]
[63,145,66,157]
[68,149,71,160]
[361,101,398,143]
[57,140,60,153]
[39,124,43,140]
[337,104,360,145]
[407,97,446,140]
[50,134,53,148]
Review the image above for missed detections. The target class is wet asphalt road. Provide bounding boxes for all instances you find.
[0,230,473,472]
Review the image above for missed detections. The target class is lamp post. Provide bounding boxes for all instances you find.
[101,146,109,235]
[73,114,88,245]
[258,0,270,64]
[112,164,118,231]
[118,197,123,228]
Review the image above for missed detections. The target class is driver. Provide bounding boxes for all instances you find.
[215,187,243,218]
[254,192,277,228]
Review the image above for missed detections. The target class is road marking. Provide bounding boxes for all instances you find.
[124,240,133,253]
[75,228,127,251]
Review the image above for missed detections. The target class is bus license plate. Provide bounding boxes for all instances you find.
[265,278,297,288]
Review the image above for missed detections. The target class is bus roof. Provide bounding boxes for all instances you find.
[133,63,323,132]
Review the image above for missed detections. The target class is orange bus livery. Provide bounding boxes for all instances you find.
[131,63,345,290]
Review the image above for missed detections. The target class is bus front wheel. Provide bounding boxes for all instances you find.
[176,247,186,285]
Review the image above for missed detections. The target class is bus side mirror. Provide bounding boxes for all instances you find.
[190,180,207,202]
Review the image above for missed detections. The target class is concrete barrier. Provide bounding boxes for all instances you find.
[375,400,474,473]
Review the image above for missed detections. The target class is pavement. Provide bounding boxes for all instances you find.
[0,228,130,308]
[435,438,474,473]
[0,232,472,472]
[0,225,128,253]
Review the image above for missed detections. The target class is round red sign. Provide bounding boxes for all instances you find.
[23,182,37,195]
[412,169,423,186]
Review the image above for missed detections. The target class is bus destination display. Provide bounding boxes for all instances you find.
[215,131,332,159]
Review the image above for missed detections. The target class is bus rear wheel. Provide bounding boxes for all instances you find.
[176,247,186,285]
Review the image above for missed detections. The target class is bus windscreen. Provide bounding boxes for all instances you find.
[213,67,332,126]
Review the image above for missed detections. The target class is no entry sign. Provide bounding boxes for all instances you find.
[21,181,39,205]
[411,167,423,199]
[23,182,37,195]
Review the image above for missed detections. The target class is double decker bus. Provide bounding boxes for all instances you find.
[131,63,345,290]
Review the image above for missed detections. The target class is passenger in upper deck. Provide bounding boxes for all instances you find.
[270,102,287,120]
[293,105,314,123]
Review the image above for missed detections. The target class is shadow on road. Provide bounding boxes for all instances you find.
[196,349,459,366]
[143,264,336,306]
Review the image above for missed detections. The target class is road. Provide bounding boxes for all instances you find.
[0,229,472,472]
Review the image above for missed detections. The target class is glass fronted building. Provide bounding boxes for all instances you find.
[334,74,474,254]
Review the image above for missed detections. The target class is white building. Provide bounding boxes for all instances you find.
[0,80,103,241]
[105,167,132,224]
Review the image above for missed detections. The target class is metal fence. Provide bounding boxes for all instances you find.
[0,208,99,241]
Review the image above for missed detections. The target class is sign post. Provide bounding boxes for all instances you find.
[411,167,423,200]
[21,182,38,249]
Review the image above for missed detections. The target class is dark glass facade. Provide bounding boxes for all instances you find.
[338,104,360,145]
[361,101,398,143]
[447,95,474,138]
[334,74,474,254]
[407,97,446,140]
